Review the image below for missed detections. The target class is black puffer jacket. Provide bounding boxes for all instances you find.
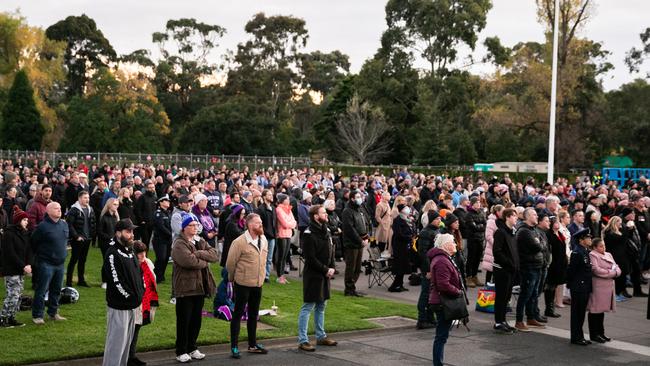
[417,224,439,273]
[466,207,487,242]
[493,220,519,272]
[516,224,544,270]
[1,225,32,276]
[135,191,157,225]
[341,201,368,249]
[66,202,97,241]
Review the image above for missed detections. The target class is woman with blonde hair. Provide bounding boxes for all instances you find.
[419,200,438,229]
[602,216,630,300]
[117,187,137,224]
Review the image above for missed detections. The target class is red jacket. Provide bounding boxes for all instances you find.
[27,195,49,231]
[428,247,463,305]
[141,260,159,325]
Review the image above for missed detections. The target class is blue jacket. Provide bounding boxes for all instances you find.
[31,215,69,266]
[298,203,310,231]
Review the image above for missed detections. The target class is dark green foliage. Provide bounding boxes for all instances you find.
[0,69,43,149]
[45,14,116,97]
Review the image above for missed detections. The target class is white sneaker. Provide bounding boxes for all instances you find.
[32,318,45,325]
[176,353,191,363]
[101,283,107,289]
[189,349,205,360]
[170,298,176,305]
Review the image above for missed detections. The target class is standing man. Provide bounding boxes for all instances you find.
[341,190,369,297]
[492,208,520,334]
[65,190,96,287]
[415,210,441,329]
[27,184,52,231]
[102,219,145,366]
[514,208,545,332]
[297,205,338,352]
[135,179,157,244]
[31,202,69,324]
[225,213,269,359]
[152,194,173,282]
[256,189,277,282]
[566,228,593,346]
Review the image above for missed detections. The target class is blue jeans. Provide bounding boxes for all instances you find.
[265,239,276,280]
[418,275,434,323]
[297,301,327,344]
[516,268,541,322]
[433,309,452,366]
[32,261,64,319]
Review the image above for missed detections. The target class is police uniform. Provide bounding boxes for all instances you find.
[152,196,173,281]
[566,228,593,345]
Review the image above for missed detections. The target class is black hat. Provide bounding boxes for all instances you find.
[178,195,191,204]
[571,227,591,241]
[427,210,440,224]
[445,213,459,227]
[397,204,406,213]
[115,219,137,232]
[620,207,634,218]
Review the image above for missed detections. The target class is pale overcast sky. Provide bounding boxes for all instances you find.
[3,0,648,90]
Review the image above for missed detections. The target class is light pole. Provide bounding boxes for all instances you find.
[547,0,560,184]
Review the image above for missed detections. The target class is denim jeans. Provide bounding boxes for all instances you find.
[516,268,541,322]
[32,261,64,319]
[417,275,434,323]
[433,309,452,366]
[297,301,327,344]
[265,239,276,280]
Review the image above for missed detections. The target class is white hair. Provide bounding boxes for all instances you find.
[546,195,560,204]
[323,199,335,211]
[434,233,455,249]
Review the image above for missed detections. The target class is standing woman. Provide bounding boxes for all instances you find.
[428,233,464,366]
[587,237,620,343]
[545,216,568,318]
[602,216,630,300]
[172,213,218,363]
[98,198,120,259]
[0,207,32,328]
[275,194,296,284]
[557,210,572,307]
[324,200,343,264]
[118,188,137,225]
[388,204,414,292]
[220,205,246,268]
[481,204,504,285]
[375,192,393,253]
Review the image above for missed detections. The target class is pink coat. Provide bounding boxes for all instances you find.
[480,214,497,272]
[587,251,621,314]
[276,205,296,239]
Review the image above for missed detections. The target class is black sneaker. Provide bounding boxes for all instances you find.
[494,323,514,334]
[4,318,25,328]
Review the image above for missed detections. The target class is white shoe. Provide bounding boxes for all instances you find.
[170,298,176,305]
[32,318,45,325]
[101,283,107,289]
[176,353,191,363]
[189,349,205,360]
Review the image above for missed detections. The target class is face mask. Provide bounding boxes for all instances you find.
[355,198,363,206]
[401,207,411,216]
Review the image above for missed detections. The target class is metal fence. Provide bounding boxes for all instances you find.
[0,150,317,170]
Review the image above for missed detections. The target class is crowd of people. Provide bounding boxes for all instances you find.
[0,158,649,366]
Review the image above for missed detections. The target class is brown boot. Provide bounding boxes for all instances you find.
[474,276,485,287]
[299,342,315,352]
[317,337,338,346]
[466,276,476,288]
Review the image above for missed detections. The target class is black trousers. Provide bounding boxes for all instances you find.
[631,260,643,293]
[588,312,605,339]
[153,239,172,282]
[615,271,628,295]
[570,290,589,341]
[389,274,404,291]
[275,238,290,277]
[466,239,484,277]
[231,283,262,348]
[67,239,91,284]
[129,324,142,359]
[493,268,514,324]
[175,295,205,355]
[140,224,153,246]
[344,247,363,294]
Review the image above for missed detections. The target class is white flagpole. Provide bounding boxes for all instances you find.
[547,0,560,184]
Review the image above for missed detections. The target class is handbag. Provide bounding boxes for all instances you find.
[440,292,469,320]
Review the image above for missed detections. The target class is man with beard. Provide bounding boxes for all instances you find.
[27,184,52,231]
[297,205,338,352]
[101,219,145,366]
[225,213,269,359]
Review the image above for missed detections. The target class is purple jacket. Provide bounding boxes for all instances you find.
[428,247,463,305]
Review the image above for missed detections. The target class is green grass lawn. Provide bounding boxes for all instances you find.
[0,245,416,366]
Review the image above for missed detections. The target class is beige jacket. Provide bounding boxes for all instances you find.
[226,231,268,287]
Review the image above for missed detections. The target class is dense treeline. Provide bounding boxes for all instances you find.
[0,1,649,170]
